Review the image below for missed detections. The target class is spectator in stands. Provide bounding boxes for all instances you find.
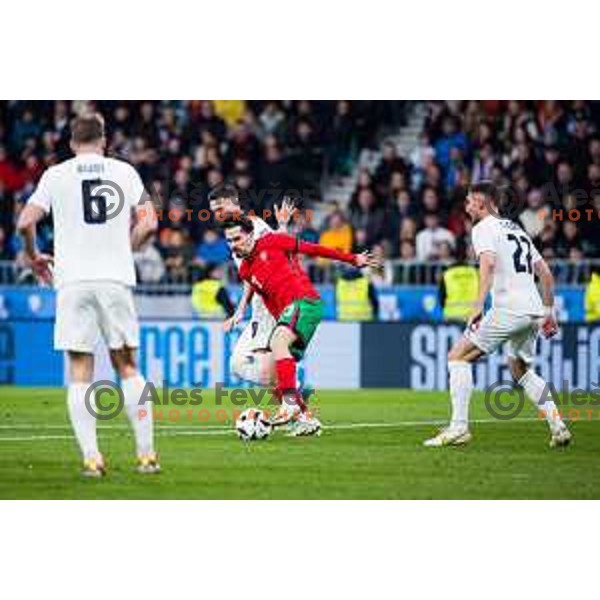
[374,140,407,193]
[259,102,286,138]
[319,210,353,255]
[327,100,357,176]
[519,188,549,239]
[471,143,495,183]
[191,264,235,319]
[386,188,415,245]
[163,228,193,283]
[538,221,559,259]
[434,116,469,171]
[134,234,166,283]
[195,227,230,266]
[291,211,320,244]
[556,221,582,258]
[350,188,385,246]
[415,212,455,261]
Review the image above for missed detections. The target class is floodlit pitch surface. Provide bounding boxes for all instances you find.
[0,387,599,499]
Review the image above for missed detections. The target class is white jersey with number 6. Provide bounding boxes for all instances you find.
[471,215,544,316]
[27,152,145,289]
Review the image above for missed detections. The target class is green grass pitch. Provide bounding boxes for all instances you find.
[1,386,599,499]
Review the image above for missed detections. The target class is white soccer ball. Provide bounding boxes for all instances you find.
[235,408,272,441]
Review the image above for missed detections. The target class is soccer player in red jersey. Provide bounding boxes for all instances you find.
[223,217,379,435]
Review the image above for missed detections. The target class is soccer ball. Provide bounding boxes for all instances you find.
[235,408,272,441]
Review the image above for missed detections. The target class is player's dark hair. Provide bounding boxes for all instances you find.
[468,181,500,207]
[222,216,254,234]
[208,183,240,205]
[71,113,105,144]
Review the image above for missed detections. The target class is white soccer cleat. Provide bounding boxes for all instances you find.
[549,424,572,449]
[287,412,322,437]
[423,427,472,448]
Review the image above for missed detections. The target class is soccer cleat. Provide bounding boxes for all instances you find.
[82,455,106,478]
[287,412,322,437]
[423,427,472,448]
[136,452,161,474]
[549,425,572,449]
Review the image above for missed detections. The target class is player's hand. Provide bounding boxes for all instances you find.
[541,312,559,339]
[29,253,54,285]
[467,304,484,331]
[274,196,297,229]
[223,311,243,332]
[354,251,381,270]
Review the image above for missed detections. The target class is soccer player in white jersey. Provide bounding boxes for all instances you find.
[16,113,159,476]
[425,181,572,448]
[208,184,295,386]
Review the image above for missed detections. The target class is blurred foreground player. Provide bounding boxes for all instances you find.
[223,217,379,436]
[425,182,571,448]
[17,113,160,476]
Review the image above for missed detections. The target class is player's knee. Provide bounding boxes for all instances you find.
[448,346,465,362]
[110,347,137,379]
[230,351,247,380]
[230,351,270,386]
[270,327,294,357]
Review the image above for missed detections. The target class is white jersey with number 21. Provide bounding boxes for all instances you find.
[471,215,544,316]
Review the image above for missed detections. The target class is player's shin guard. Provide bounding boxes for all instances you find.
[275,357,306,413]
[67,382,99,460]
[448,361,473,430]
[121,374,154,455]
[518,370,562,429]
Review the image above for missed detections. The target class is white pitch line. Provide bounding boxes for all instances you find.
[0,417,545,442]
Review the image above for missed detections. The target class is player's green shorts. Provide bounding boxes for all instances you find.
[272,298,325,361]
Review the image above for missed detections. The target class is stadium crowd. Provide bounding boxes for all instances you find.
[1,100,600,284]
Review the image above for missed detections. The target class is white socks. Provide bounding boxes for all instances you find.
[449,361,473,431]
[121,374,154,455]
[519,370,562,429]
[67,383,99,460]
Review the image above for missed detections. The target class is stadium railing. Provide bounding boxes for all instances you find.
[1,258,598,291]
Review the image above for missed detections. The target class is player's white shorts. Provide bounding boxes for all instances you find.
[230,313,276,384]
[465,308,542,364]
[55,281,139,353]
[235,314,276,355]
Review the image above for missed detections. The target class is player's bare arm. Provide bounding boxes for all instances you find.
[287,236,381,269]
[223,282,254,332]
[468,250,495,329]
[131,196,158,250]
[535,258,558,338]
[16,203,54,284]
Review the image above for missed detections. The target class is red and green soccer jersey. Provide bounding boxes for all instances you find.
[238,233,359,319]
